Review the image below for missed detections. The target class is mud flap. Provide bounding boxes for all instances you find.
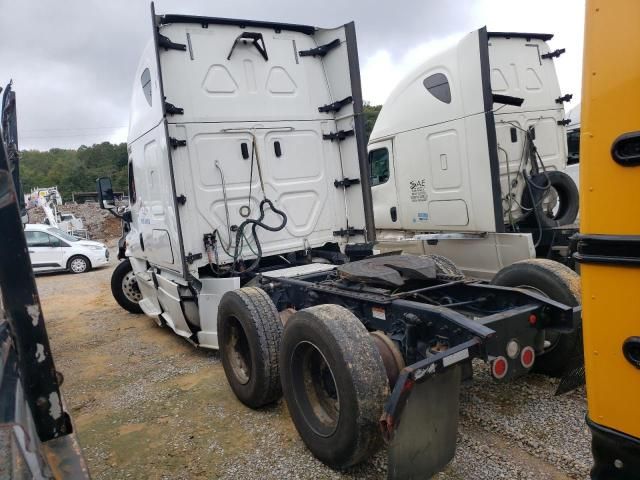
[555,326,586,395]
[387,365,462,479]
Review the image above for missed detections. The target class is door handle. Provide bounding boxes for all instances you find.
[623,336,640,369]
[390,206,398,222]
[28,250,34,253]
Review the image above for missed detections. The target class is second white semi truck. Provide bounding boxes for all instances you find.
[370,29,579,278]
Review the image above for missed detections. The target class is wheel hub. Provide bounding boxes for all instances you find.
[122,271,142,303]
[224,318,251,385]
[291,341,340,437]
[70,258,86,273]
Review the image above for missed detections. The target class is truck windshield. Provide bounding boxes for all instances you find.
[47,227,79,242]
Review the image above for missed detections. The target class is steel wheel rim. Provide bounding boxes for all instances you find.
[223,316,252,385]
[122,271,142,303]
[70,258,87,273]
[541,186,560,218]
[290,340,340,437]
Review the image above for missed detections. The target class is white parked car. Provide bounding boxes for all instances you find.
[24,224,109,274]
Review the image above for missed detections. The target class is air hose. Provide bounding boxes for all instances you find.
[208,131,288,275]
[231,198,287,273]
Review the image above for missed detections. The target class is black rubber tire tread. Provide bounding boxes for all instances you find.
[492,258,581,377]
[110,259,143,314]
[280,304,389,469]
[67,254,91,274]
[217,287,283,408]
[421,254,465,280]
[521,170,579,227]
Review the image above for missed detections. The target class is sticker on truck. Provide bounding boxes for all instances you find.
[409,179,428,202]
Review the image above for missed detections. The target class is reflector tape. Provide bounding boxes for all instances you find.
[443,348,469,367]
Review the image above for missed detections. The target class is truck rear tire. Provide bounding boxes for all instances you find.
[217,287,282,408]
[280,304,389,469]
[111,259,143,314]
[492,258,581,377]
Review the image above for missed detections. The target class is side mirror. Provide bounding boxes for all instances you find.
[97,177,115,210]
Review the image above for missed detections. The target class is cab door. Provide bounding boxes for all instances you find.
[369,140,400,229]
[26,231,64,269]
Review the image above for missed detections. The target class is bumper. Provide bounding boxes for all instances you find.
[89,250,110,267]
[588,417,640,480]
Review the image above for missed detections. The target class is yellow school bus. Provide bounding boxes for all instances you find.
[578,0,640,477]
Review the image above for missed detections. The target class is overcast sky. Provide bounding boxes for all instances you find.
[0,0,585,151]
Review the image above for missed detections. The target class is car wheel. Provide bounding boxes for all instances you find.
[67,255,90,274]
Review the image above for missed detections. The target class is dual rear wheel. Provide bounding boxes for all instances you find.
[217,291,388,469]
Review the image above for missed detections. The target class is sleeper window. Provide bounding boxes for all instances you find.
[369,148,390,186]
[141,68,152,107]
[423,73,451,104]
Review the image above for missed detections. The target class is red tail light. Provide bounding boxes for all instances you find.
[401,377,415,394]
[521,346,535,369]
[491,356,508,379]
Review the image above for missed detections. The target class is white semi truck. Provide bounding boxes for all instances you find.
[370,29,579,278]
[100,6,582,478]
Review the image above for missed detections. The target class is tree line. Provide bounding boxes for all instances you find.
[20,142,129,201]
[20,105,382,202]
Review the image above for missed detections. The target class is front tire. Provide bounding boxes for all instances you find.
[280,304,389,470]
[67,255,90,274]
[217,287,283,408]
[492,258,581,377]
[111,259,143,314]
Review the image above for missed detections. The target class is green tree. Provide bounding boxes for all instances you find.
[363,104,382,141]
[20,142,128,202]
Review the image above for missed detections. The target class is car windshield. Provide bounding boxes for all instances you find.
[47,227,80,242]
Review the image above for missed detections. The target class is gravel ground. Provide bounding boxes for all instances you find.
[36,260,591,480]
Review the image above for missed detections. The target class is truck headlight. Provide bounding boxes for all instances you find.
[89,245,104,251]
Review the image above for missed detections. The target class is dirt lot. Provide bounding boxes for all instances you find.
[37,260,592,480]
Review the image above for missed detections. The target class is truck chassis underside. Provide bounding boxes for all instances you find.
[253,254,580,478]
